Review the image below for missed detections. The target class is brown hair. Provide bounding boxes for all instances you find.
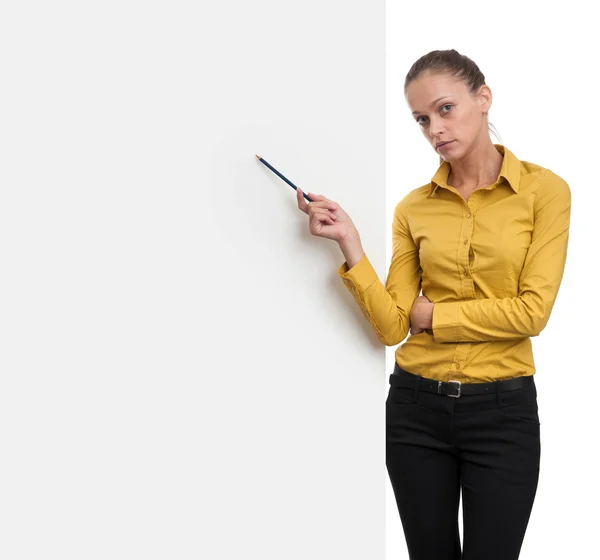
[404,49,502,162]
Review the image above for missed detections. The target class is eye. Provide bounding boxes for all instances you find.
[415,104,454,125]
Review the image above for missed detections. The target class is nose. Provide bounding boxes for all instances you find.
[428,116,445,141]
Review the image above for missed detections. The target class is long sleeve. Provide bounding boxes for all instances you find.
[432,174,571,343]
[338,198,422,346]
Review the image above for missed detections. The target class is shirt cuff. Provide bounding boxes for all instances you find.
[337,253,378,293]
[432,302,461,343]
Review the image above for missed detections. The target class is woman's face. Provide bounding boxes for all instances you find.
[405,71,491,161]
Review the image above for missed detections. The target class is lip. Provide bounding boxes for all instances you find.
[436,140,455,150]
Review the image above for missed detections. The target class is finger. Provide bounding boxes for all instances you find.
[297,188,309,214]
[312,208,335,221]
[311,209,336,226]
[310,208,337,221]
[297,189,335,211]
[308,200,337,211]
[308,192,336,208]
[308,202,334,216]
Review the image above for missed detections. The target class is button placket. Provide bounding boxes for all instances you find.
[460,210,473,281]
[450,343,471,381]
[461,206,476,300]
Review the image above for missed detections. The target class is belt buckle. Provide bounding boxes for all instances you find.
[440,379,462,398]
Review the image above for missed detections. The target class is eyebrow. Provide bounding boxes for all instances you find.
[412,97,451,115]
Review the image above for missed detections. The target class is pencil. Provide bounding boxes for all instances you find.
[255,154,314,203]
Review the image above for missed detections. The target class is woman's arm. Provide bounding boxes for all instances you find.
[431,172,571,343]
[338,197,422,346]
[338,229,365,269]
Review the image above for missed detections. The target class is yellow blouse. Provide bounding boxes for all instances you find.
[338,144,571,383]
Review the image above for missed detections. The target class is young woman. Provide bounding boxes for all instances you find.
[296,49,571,559]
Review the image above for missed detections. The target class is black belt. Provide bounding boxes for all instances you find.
[390,363,533,398]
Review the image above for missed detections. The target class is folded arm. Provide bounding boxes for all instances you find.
[432,174,571,343]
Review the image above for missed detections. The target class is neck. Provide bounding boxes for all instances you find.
[447,141,503,190]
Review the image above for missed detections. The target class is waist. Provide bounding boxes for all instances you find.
[392,362,535,398]
[394,335,534,383]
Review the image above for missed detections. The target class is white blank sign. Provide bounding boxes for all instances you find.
[0,1,387,558]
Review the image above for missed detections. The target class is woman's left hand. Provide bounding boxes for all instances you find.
[410,295,434,335]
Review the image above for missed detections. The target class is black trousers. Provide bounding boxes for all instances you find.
[386,365,540,560]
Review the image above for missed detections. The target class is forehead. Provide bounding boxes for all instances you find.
[405,71,468,112]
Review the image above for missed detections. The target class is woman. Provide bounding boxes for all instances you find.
[296,49,571,559]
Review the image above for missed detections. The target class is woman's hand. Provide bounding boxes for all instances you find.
[410,295,434,335]
[296,187,357,243]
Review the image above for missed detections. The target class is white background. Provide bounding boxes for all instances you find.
[0,1,387,558]
[386,1,599,557]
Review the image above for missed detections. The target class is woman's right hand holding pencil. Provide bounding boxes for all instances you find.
[296,187,357,243]
[296,187,365,268]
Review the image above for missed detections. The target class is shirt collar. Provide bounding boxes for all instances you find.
[428,143,521,197]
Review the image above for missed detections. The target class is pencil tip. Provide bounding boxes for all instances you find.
[255,154,261,160]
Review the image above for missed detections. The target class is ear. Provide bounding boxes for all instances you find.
[477,84,492,116]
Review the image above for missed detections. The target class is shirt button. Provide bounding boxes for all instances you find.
[467,213,471,218]
[463,239,468,245]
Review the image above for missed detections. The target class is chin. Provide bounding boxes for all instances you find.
[437,144,460,162]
